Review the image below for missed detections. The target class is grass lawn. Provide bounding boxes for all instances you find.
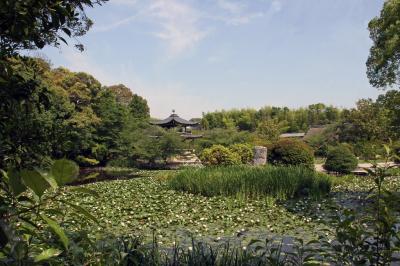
[54,169,400,246]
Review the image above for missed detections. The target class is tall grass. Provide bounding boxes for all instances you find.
[168,166,331,200]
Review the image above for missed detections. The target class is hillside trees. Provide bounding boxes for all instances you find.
[0,56,152,168]
[201,104,342,133]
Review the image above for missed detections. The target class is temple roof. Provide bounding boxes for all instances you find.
[151,113,199,128]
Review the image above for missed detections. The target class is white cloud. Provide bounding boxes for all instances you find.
[211,0,273,26]
[90,0,282,56]
[93,15,137,32]
[271,0,282,12]
[110,0,138,6]
[146,0,208,56]
[217,0,246,14]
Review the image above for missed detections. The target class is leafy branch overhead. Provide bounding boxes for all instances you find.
[0,0,107,56]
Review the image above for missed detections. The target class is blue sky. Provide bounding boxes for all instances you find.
[38,0,384,119]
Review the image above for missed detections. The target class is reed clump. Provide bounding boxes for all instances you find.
[168,165,331,200]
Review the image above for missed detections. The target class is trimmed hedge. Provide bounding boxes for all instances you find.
[229,143,254,164]
[324,145,358,174]
[200,145,241,166]
[269,139,314,170]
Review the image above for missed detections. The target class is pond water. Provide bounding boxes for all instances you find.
[72,167,140,185]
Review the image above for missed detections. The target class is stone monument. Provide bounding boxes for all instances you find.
[253,146,267,166]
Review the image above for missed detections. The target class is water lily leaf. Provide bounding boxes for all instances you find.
[34,248,62,262]
[40,214,69,249]
[51,159,79,185]
[21,170,50,198]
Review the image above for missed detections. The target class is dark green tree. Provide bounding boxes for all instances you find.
[129,94,150,119]
[376,90,400,139]
[92,90,128,164]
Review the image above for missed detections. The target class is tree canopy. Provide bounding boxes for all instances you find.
[0,0,107,56]
[367,0,400,89]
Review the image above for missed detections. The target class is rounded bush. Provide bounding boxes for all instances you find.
[323,145,358,174]
[269,139,314,170]
[200,145,241,166]
[229,143,254,164]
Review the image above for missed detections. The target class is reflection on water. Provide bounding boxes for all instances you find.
[71,168,139,185]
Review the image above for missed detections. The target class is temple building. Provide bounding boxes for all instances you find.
[151,111,203,140]
[151,111,202,167]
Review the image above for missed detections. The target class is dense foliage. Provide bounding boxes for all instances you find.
[1,0,399,263]
[324,145,358,174]
[269,139,315,170]
[0,57,176,169]
[169,166,331,199]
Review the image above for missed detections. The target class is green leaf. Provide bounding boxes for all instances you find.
[41,173,58,189]
[8,170,27,196]
[61,201,99,225]
[70,187,99,197]
[34,248,62,262]
[51,159,79,186]
[20,170,50,198]
[40,215,69,249]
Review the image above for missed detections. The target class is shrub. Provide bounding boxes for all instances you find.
[269,139,314,170]
[169,165,331,199]
[106,157,132,168]
[229,143,254,164]
[352,141,385,160]
[324,145,358,174]
[200,145,241,166]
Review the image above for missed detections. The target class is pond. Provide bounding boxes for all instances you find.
[71,167,142,185]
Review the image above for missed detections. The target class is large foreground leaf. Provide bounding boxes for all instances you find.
[51,159,79,185]
[61,200,99,224]
[40,215,69,249]
[34,248,62,262]
[7,169,27,196]
[20,170,50,198]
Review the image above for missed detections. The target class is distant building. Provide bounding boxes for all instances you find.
[151,111,203,140]
[303,125,327,140]
[279,125,328,140]
[279,132,306,139]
